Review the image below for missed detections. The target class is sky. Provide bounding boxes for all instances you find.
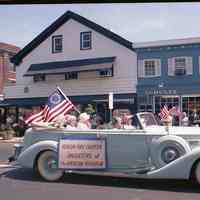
[1,3,200,48]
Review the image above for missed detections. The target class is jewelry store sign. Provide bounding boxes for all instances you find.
[145,89,177,95]
[58,138,106,169]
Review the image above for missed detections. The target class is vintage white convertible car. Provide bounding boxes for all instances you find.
[12,112,200,183]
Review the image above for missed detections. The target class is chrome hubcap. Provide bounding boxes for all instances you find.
[47,159,57,169]
[162,147,179,164]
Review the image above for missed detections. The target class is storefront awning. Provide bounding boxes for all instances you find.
[0,97,47,107]
[24,56,116,76]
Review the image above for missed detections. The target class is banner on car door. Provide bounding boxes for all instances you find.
[58,138,106,169]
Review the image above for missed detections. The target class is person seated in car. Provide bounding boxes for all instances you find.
[65,115,77,130]
[123,114,135,129]
[77,113,91,130]
[112,117,123,130]
[52,114,66,128]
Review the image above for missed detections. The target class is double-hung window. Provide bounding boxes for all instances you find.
[138,59,161,78]
[52,35,63,53]
[174,57,186,76]
[144,60,156,76]
[168,56,192,76]
[80,32,92,50]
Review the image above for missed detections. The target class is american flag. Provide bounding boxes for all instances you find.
[25,87,76,124]
[169,106,182,117]
[159,105,170,120]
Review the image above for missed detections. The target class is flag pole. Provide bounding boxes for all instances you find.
[56,86,80,114]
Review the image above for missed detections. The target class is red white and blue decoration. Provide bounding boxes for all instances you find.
[25,87,76,124]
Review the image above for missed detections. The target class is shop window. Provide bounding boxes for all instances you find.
[52,35,63,53]
[174,58,186,75]
[33,74,46,82]
[154,96,180,114]
[65,72,78,80]
[139,104,152,112]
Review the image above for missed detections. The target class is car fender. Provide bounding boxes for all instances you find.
[150,135,191,168]
[147,147,200,180]
[18,140,58,168]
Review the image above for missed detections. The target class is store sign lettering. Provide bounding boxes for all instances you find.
[145,90,177,95]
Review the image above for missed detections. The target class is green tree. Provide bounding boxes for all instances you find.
[84,104,96,115]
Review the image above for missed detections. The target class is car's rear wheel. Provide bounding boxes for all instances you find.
[37,150,64,181]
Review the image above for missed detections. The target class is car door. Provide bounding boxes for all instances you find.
[105,130,149,171]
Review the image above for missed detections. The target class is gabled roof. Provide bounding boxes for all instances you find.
[11,10,134,65]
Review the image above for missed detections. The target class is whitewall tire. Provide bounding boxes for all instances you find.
[194,161,200,185]
[150,135,191,169]
[37,150,64,181]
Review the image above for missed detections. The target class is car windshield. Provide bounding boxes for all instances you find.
[138,113,158,127]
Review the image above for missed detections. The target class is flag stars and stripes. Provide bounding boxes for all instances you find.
[25,87,76,125]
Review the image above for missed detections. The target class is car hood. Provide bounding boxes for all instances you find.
[145,125,200,135]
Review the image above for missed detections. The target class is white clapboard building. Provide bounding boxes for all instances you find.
[1,10,137,122]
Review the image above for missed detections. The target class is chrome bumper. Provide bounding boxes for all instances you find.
[9,144,24,162]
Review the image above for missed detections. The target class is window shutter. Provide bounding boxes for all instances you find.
[155,59,161,76]
[186,57,193,75]
[138,60,144,77]
[168,57,174,76]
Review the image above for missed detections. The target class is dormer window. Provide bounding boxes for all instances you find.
[80,31,92,50]
[52,35,63,53]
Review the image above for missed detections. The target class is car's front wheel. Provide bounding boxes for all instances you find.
[37,150,64,181]
[150,135,191,168]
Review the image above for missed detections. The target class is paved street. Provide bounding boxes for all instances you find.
[0,142,200,200]
[0,142,13,162]
[0,165,199,200]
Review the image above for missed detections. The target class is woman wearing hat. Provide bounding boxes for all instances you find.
[77,113,91,130]
[65,115,77,130]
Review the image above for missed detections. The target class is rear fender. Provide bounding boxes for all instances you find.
[18,140,58,168]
